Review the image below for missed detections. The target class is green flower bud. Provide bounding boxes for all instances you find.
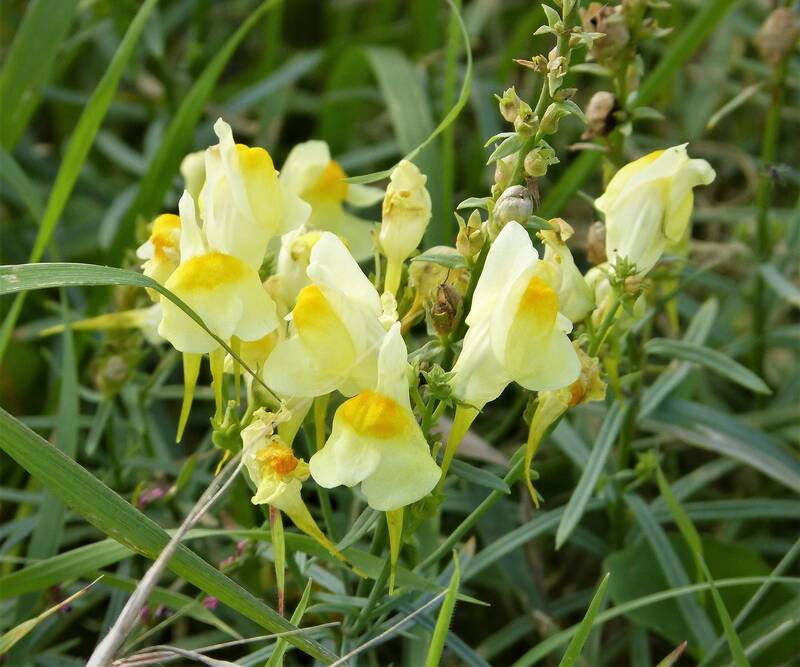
[496,86,522,123]
[456,209,486,259]
[493,185,533,230]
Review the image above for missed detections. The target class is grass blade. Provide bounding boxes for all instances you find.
[110,0,281,256]
[425,553,461,667]
[265,579,314,667]
[557,573,610,667]
[0,0,160,361]
[645,338,770,395]
[0,409,336,664]
[555,401,627,549]
[697,556,751,667]
[0,0,80,149]
[0,147,44,220]
[654,642,688,667]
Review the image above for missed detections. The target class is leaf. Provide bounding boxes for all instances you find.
[0,0,80,149]
[654,642,688,667]
[0,409,336,664]
[706,82,766,130]
[0,0,160,362]
[345,0,472,186]
[486,133,525,164]
[555,401,627,549]
[410,251,468,270]
[557,574,610,667]
[448,459,510,494]
[625,494,716,649]
[0,147,44,220]
[759,263,800,308]
[265,579,314,667]
[645,338,770,394]
[0,263,270,396]
[110,0,281,255]
[425,553,461,667]
[457,196,491,210]
[698,556,751,667]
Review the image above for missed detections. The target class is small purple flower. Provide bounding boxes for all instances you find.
[202,596,219,610]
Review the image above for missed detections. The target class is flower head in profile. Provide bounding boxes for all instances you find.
[262,232,388,399]
[596,144,715,276]
[267,227,324,313]
[450,221,580,410]
[539,218,594,323]
[136,213,182,295]
[280,141,383,261]
[309,324,441,511]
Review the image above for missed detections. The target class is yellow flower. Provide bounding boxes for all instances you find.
[136,213,182,295]
[280,141,383,261]
[379,160,432,294]
[271,227,324,310]
[309,324,441,511]
[262,232,387,399]
[242,410,349,566]
[539,218,594,323]
[450,221,580,410]
[596,144,715,276]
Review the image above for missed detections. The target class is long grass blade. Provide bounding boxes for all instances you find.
[425,553,461,667]
[557,573,610,667]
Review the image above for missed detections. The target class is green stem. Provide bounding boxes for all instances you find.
[589,299,621,357]
[751,57,787,380]
[440,0,462,245]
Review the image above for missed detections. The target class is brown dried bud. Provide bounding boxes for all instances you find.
[430,284,461,336]
[586,221,607,265]
[755,9,800,66]
[582,91,617,140]
[580,3,630,65]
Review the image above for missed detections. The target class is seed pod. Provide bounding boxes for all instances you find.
[755,8,800,65]
[494,185,533,227]
[586,221,607,265]
[582,91,617,140]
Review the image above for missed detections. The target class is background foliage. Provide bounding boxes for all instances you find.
[1,0,798,665]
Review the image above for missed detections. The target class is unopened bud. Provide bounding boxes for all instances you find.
[496,87,522,123]
[494,185,533,228]
[755,9,800,65]
[540,102,569,135]
[456,210,485,259]
[586,221,607,265]
[582,91,617,140]
[494,154,516,191]
[524,143,559,178]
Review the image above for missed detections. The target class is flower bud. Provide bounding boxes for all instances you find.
[493,185,533,229]
[582,91,617,140]
[180,150,206,204]
[524,143,559,178]
[494,154,517,192]
[379,160,432,264]
[586,221,607,265]
[456,209,486,259]
[540,102,570,135]
[755,9,800,65]
[496,87,522,123]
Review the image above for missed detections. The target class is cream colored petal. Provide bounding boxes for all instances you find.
[309,415,381,489]
[307,232,382,313]
[360,429,440,511]
[279,140,331,196]
[279,187,312,235]
[373,323,412,408]
[450,318,512,408]
[159,253,277,353]
[178,191,207,261]
[180,150,206,204]
[262,335,345,399]
[346,183,385,208]
[514,329,580,392]
[469,221,537,324]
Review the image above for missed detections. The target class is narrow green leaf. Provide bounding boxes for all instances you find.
[410,251,468,270]
[111,0,281,255]
[557,574,610,667]
[425,554,461,667]
[0,147,44,220]
[697,556,751,667]
[266,579,314,667]
[0,0,160,362]
[0,0,80,148]
[645,338,771,394]
[555,402,627,549]
[759,264,800,308]
[625,494,716,650]
[654,642,688,667]
[0,410,336,663]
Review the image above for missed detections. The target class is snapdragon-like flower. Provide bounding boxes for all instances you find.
[596,144,715,276]
[268,227,323,312]
[136,213,182,294]
[451,221,580,409]
[263,232,388,399]
[539,218,594,323]
[242,410,347,565]
[379,160,432,294]
[309,323,441,511]
[280,141,383,261]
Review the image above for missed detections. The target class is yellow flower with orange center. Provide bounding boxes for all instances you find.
[136,213,182,294]
[309,324,440,511]
[279,141,383,261]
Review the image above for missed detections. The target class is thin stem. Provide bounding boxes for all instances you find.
[589,299,621,357]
